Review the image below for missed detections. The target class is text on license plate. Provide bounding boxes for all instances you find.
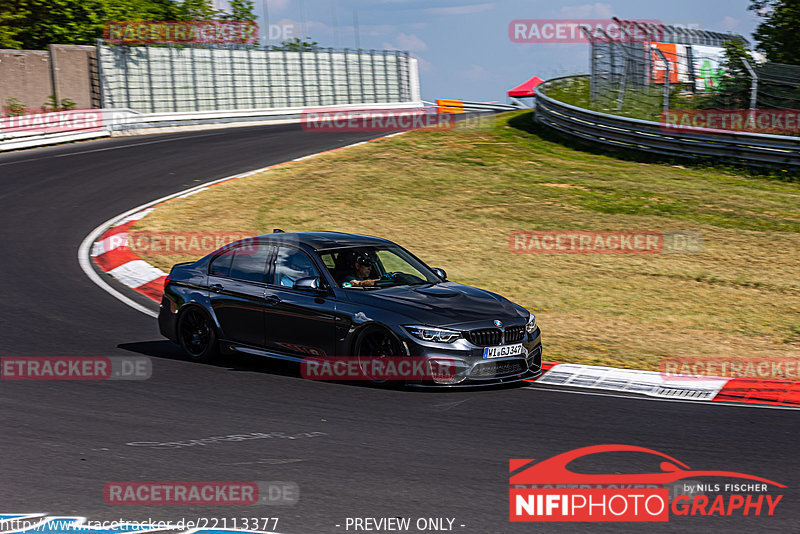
[483,343,525,359]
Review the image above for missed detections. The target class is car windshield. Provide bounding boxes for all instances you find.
[318,246,440,289]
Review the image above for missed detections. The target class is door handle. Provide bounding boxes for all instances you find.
[264,295,282,305]
[209,283,224,292]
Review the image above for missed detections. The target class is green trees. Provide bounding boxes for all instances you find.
[749,0,800,64]
[0,0,255,49]
[276,37,321,51]
[223,0,257,22]
[712,40,756,108]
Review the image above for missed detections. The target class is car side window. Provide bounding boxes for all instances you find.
[272,247,321,288]
[228,243,272,283]
[209,249,234,277]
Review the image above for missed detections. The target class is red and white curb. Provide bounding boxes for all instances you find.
[78,134,800,409]
[529,362,800,408]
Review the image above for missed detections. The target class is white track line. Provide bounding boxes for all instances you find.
[78,137,402,318]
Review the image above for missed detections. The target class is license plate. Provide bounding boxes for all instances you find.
[483,343,525,359]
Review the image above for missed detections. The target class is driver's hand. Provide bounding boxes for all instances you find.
[350,279,379,287]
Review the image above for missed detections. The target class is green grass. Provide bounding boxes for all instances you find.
[132,111,800,372]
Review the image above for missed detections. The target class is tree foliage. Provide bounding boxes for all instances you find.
[0,0,247,49]
[222,0,257,22]
[749,0,800,65]
[713,40,755,108]
[276,37,320,51]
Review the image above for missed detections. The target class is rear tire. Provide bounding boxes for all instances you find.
[177,307,218,362]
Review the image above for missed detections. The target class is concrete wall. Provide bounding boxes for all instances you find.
[0,45,97,112]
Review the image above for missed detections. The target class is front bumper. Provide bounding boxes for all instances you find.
[401,327,543,386]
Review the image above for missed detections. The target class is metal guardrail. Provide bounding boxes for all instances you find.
[424,100,522,113]
[460,101,521,112]
[0,102,423,151]
[535,75,800,168]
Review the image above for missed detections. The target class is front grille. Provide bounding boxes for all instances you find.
[465,328,501,347]
[465,325,526,346]
[505,325,526,343]
[471,359,527,378]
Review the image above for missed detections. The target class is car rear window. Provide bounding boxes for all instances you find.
[229,244,271,283]
[209,250,234,277]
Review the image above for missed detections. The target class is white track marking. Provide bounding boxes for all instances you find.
[525,385,800,411]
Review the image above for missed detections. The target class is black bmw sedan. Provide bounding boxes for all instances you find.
[158,231,543,386]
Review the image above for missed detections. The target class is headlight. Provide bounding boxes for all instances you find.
[404,325,461,344]
[526,313,537,334]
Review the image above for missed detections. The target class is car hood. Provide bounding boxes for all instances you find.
[344,282,527,328]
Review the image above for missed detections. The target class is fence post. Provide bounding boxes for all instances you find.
[47,44,61,107]
[123,46,132,109]
[343,48,353,104]
[190,45,199,111]
[146,45,156,113]
[612,24,636,112]
[95,39,106,109]
[742,57,758,111]
[168,44,177,112]
[581,27,596,106]
[368,50,377,103]
[229,46,239,110]
[653,47,670,113]
[299,49,307,107]
[247,46,256,108]
[265,46,273,108]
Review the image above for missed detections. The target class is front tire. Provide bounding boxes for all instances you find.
[177,307,218,362]
[355,326,405,385]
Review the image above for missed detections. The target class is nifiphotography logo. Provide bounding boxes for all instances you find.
[509,445,785,522]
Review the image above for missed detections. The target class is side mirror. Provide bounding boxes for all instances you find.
[431,267,447,281]
[293,276,324,292]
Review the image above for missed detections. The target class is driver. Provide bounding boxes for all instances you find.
[343,254,380,287]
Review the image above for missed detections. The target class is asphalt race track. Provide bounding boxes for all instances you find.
[0,124,797,533]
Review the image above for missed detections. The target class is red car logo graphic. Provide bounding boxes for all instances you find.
[510,444,785,487]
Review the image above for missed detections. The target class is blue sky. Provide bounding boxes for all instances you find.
[224,0,762,102]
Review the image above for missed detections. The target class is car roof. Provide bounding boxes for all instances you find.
[256,231,394,251]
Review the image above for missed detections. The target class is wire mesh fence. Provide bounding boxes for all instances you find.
[97,41,416,113]
[548,19,800,135]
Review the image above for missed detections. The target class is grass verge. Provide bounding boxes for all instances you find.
[132,111,800,372]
